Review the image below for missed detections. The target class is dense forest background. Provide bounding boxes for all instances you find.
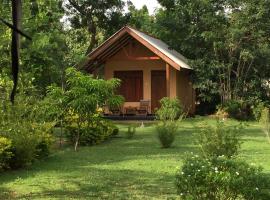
[0,0,269,114]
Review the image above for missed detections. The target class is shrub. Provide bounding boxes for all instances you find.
[156,122,178,148]
[156,97,183,121]
[8,130,40,169]
[252,101,266,121]
[176,155,270,200]
[197,121,242,158]
[0,122,55,170]
[214,107,229,119]
[125,125,136,139]
[0,137,13,171]
[223,100,252,120]
[260,107,270,143]
[66,119,118,146]
[107,95,125,110]
[35,133,54,159]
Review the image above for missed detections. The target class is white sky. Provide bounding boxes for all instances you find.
[128,0,161,15]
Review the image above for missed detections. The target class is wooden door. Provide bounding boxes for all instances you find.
[151,70,166,112]
[114,71,143,102]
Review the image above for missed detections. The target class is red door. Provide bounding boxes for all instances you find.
[151,70,166,112]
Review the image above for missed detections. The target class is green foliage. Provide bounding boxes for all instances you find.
[176,155,270,200]
[260,107,270,143]
[8,129,40,169]
[126,2,154,32]
[154,0,270,108]
[45,67,122,151]
[156,97,183,121]
[125,125,136,139]
[0,75,54,171]
[156,122,177,148]
[0,137,13,171]
[222,100,252,120]
[107,95,125,110]
[66,119,118,146]
[197,121,242,158]
[1,121,55,170]
[253,101,267,121]
[155,98,182,148]
[65,0,126,53]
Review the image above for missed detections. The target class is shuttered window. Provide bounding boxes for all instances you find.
[114,71,143,102]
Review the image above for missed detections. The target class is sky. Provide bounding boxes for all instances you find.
[128,0,161,15]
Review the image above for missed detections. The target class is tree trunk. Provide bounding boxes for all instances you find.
[59,119,63,148]
[10,0,22,104]
[86,22,97,55]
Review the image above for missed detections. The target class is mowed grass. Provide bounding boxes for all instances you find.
[0,117,270,199]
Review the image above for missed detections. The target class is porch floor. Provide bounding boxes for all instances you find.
[102,114,155,121]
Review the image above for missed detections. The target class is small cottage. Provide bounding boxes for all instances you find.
[83,26,195,115]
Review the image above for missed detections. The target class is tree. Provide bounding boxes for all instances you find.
[125,2,154,32]
[64,0,125,54]
[46,67,123,151]
[155,0,270,107]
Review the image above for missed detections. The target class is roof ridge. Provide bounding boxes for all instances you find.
[126,26,161,40]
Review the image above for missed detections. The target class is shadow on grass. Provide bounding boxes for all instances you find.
[1,167,178,200]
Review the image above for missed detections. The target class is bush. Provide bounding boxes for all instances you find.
[66,119,118,146]
[156,122,178,148]
[252,101,266,121]
[0,122,55,170]
[156,97,183,121]
[8,131,40,169]
[125,125,136,139]
[176,155,270,200]
[222,100,252,120]
[260,107,270,143]
[35,133,54,159]
[197,121,242,158]
[0,137,13,171]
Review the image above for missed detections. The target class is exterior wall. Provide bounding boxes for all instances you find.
[104,40,166,112]
[102,39,195,114]
[176,70,196,114]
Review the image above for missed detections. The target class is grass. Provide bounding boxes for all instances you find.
[0,117,270,199]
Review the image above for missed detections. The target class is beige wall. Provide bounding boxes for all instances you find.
[105,41,166,111]
[102,39,195,114]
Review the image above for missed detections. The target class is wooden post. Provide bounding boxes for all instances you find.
[166,63,170,97]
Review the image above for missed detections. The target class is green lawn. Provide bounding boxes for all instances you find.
[1,117,270,199]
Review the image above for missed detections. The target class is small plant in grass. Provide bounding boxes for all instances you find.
[125,125,136,139]
[260,107,270,143]
[156,122,178,148]
[176,155,270,200]
[197,121,243,158]
[252,101,266,121]
[155,97,184,148]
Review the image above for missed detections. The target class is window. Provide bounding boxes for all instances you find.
[114,71,143,102]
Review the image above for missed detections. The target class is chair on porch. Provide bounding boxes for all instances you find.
[110,107,121,116]
[136,100,150,116]
[124,106,137,115]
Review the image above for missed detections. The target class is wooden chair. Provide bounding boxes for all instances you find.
[137,100,150,116]
[110,107,121,116]
[125,106,137,115]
